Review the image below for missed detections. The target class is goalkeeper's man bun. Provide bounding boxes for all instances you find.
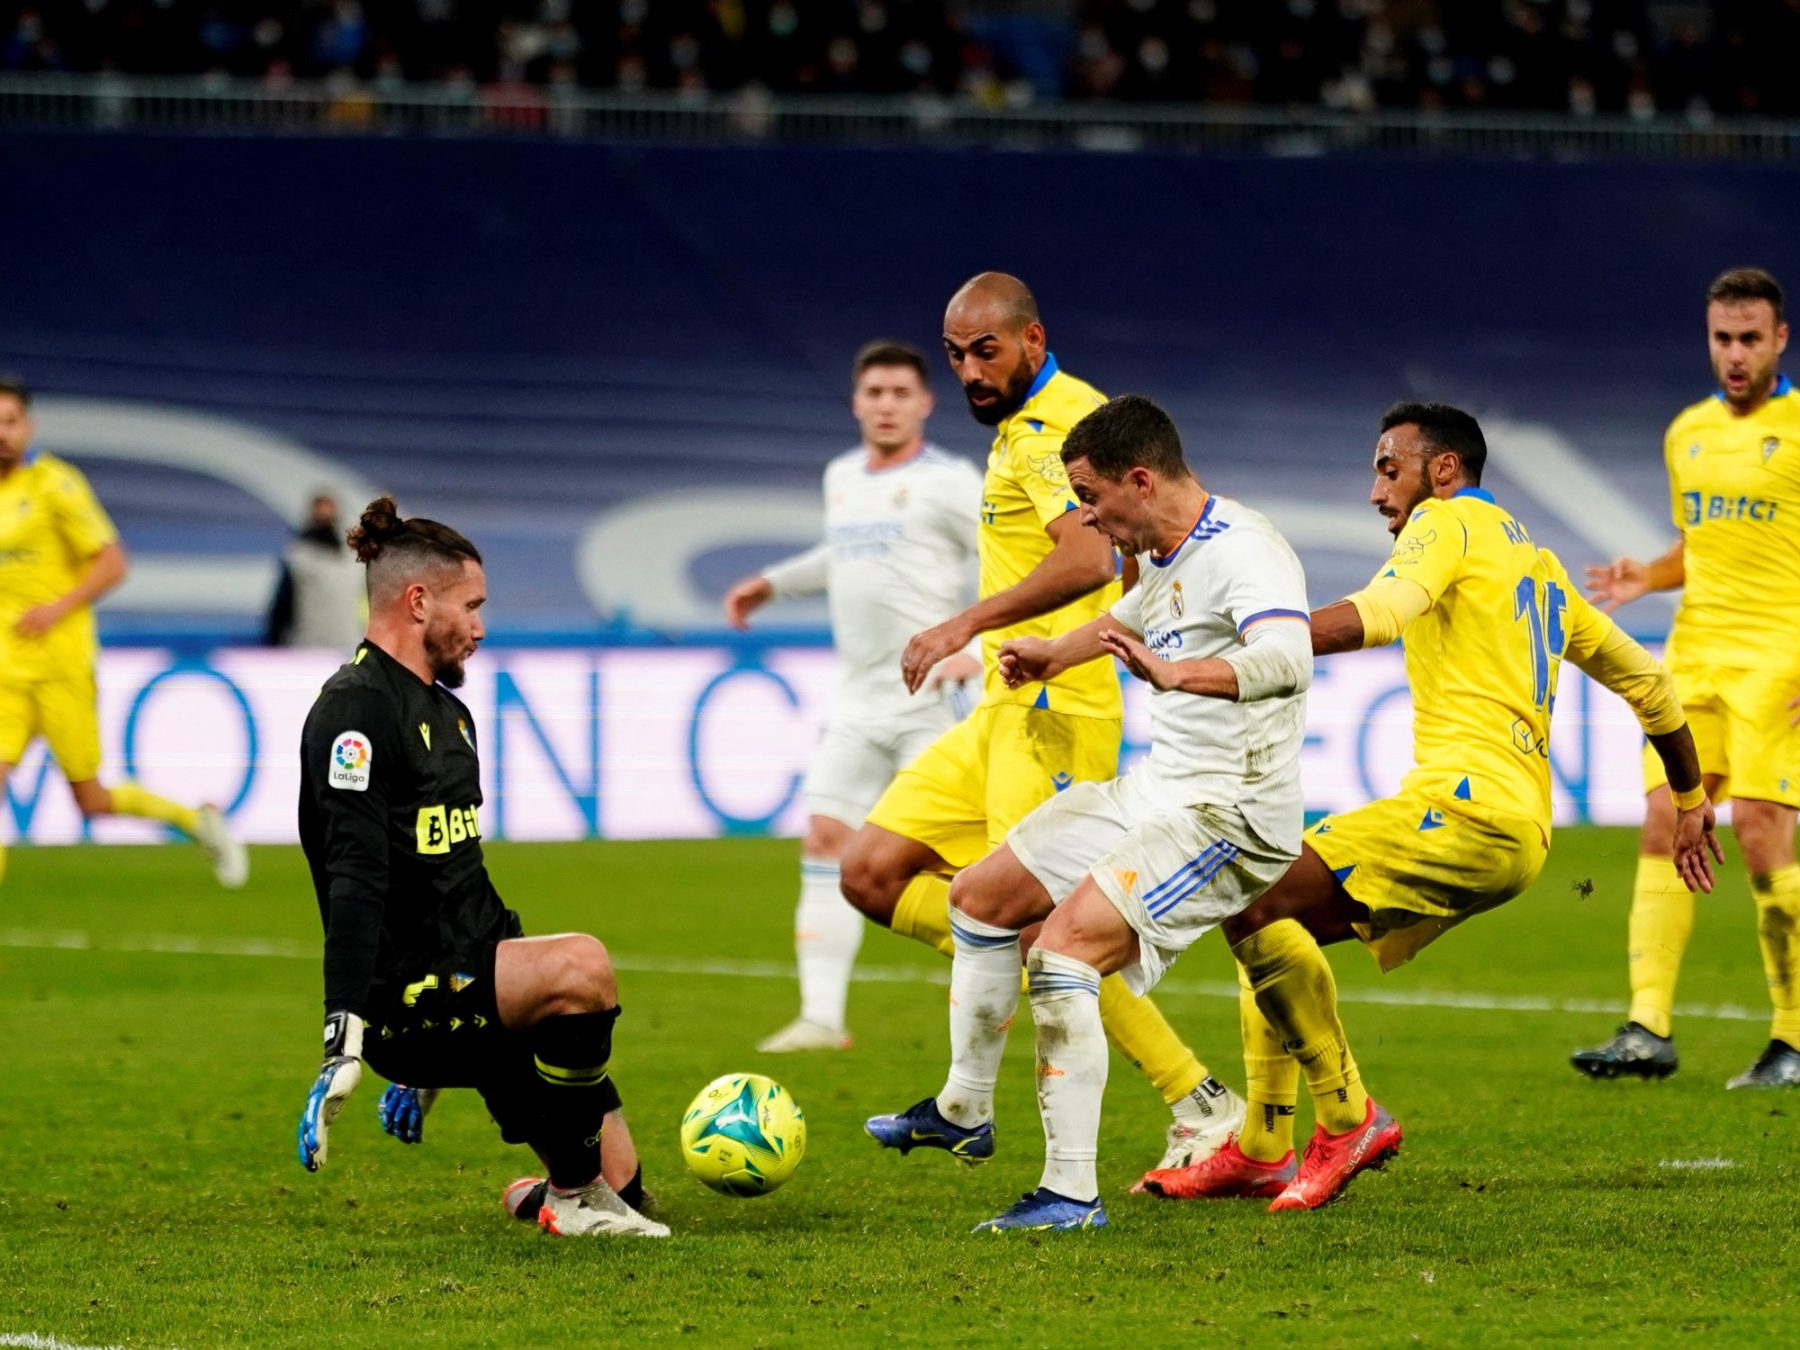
[347,496,482,601]
[347,495,405,563]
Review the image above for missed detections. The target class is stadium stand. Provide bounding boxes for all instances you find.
[2,2,1795,118]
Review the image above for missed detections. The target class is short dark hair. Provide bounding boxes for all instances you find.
[0,373,30,409]
[852,341,930,388]
[1380,401,1488,485]
[1707,267,1785,325]
[346,495,482,601]
[1061,394,1193,482]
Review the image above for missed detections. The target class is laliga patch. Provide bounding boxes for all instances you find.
[329,730,372,791]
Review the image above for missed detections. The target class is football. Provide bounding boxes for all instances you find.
[679,1072,807,1197]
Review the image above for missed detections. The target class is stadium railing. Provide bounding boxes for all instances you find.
[4,73,1800,161]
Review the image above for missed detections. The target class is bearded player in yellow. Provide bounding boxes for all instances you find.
[1135,402,1719,1210]
[1573,267,1800,1089]
[842,275,1242,1169]
[0,375,246,888]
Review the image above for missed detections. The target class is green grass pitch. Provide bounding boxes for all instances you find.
[1,829,1795,1347]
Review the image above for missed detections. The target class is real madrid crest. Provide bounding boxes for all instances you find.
[1171,580,1184,619]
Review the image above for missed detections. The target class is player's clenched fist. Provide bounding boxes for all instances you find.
[297,1011,365,1172]
[997,636,1058,687]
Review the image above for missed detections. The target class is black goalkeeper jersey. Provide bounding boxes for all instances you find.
[299,640,517,1017]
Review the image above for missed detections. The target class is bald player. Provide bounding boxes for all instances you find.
[842,274,1242,1170]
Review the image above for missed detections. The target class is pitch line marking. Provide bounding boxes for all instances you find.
[1,1335,143,1350]
[0,928,1766,1024]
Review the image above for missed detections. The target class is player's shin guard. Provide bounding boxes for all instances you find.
[938,908,1020,1129]
[1752,865,1800,1047]
[107,781,201,837]
[1236,960,1299,1163]
[1028,949,1107,1203]
[1096,975,1208,1105]
[529,1007,623,1188]
[1233,920,1368,1136]
[1627,855,1695,1040]
[893,873,956,958]
[796,858,861,1031]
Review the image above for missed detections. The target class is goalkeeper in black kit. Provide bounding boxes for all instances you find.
[294,496,666,1239]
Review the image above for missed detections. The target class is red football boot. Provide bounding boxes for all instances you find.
[1267,1098,1402,1212]
[1132,1137,1298,1199]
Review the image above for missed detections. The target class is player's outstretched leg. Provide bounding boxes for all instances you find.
[72,779,248,889]
[1136,964,1297,1198]
[760,816,863,1052]
[1233,919,1401,1211]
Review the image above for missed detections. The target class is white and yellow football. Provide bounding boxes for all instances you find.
[679,1072,806,1197]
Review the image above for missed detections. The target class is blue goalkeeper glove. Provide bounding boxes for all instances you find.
[297,1011,364,1172]
[376,1083,440,1145]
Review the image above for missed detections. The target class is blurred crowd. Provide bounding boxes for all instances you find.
[3,1,1797,119]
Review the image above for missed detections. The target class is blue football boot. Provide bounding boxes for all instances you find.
[864,1096,995,1165]
[972,1188,1107,1233]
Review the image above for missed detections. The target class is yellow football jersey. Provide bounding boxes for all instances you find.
[1662,376,1800,669]
[1372,488,1621,832]
[978,353,1119,717]
[0,452,118,682]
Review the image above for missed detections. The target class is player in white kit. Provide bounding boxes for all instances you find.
[865,394,1312,1231]
[724,342,984,1052]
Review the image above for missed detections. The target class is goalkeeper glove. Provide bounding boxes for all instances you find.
[376,1083,440,1145]
[297,1010,364,1172]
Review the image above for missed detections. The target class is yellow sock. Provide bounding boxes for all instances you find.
[1626,854,1694,1040]
[1235,960,1298,1162]
[107,782,201,838]
[1234,919,1368,1136]
[1751,864,1800,1048]
[1096,976,1207,1105]
[0,838,7,886]
[890,873,954,958]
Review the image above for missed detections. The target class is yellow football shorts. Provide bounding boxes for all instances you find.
[864,701,1122,871]
[1306,791,1548,972]
[1640,661,1800,809]
[0,674,104,781]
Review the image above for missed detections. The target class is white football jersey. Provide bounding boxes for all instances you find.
[1110,494,1311,854]
[765,444,982,718]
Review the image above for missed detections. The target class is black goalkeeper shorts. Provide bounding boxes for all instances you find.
[359,940,619,1143]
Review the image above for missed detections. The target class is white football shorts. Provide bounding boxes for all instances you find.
[801,695,963,828]
[1007,771,1297,995]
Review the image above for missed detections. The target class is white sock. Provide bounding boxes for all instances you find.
[1170,1076,1232,1126]
[1028,948,1106,1203]
[795,859,860,1031]
[937,907,1021,1129]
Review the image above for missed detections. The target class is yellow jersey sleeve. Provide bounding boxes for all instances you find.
[50,461,119,559]
[1007,429,1080,530]
[1548,551,1684,737]
[1373,500,1467,602]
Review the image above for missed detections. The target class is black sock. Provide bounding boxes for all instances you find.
[618,1165,645,1211]
[532,1007,623,1190]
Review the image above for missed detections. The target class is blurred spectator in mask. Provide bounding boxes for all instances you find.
[265,493,365,650]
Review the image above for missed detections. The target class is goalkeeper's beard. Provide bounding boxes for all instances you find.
[424,622,471,688]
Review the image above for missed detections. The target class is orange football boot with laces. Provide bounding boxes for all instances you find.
[1132,1137,1298,1199]
[1267,1098,1402,1212]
